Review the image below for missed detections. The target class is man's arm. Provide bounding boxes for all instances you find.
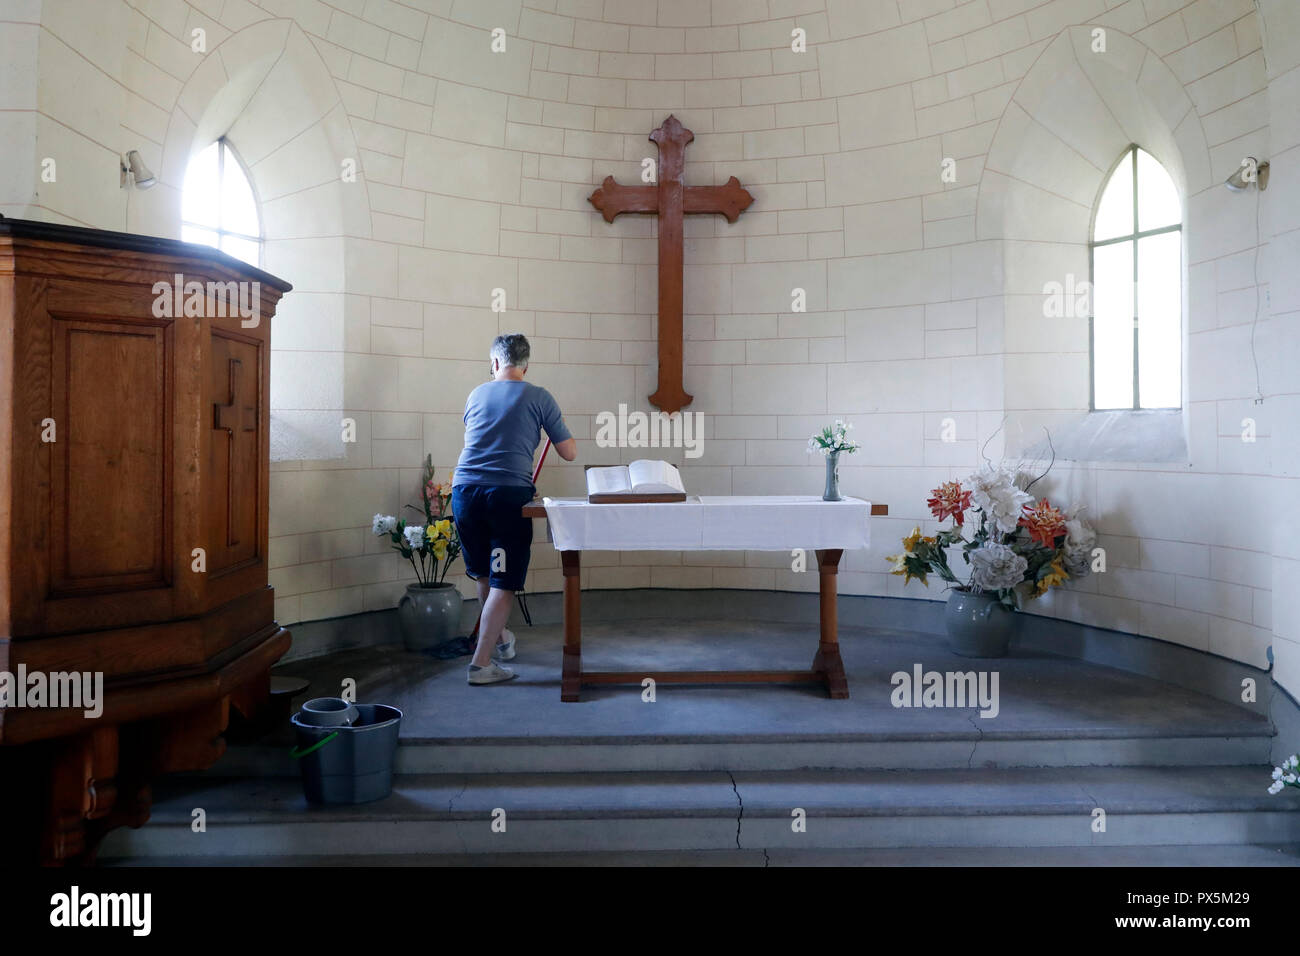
[539,388,578,462]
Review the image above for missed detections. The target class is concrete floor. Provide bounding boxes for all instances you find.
[271,618,1267,743]
[95,619,1296,865]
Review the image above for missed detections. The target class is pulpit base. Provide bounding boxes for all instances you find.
[0,625,290,866]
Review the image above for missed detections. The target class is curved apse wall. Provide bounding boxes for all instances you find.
[7,0,1287,689]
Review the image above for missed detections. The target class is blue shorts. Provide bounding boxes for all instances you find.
[451,484,535,591]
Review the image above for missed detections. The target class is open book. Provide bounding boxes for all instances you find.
[585,460,687,503]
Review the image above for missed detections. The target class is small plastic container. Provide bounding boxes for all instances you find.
[298,696,359,726]
[290,703,402,804]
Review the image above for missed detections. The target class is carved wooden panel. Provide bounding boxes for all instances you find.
[49,314,171,595]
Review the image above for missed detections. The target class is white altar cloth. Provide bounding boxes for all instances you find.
[539,495,872,552]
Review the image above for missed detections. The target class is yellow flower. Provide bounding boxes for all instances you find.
[888,527,931,587]
[885,551,928,587]
[1036,557,1069,595]
[433,541,448,561]
[427,519,452,542]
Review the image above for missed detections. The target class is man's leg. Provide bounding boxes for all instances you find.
[468,486,531,674]
[471,575,513,648]
[470,586,514,667]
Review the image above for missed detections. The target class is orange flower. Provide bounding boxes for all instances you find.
[927,480,972,526]
[1019,498,1066,547]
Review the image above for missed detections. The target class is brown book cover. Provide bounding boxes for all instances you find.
[587,492,688,503]
[583,464,687,503]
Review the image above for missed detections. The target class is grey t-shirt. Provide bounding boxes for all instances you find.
[453,380,572,488]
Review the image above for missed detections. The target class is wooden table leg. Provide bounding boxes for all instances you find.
[560,550,582,701]
[813,548,849,699]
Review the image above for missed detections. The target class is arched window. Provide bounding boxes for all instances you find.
[181,138,262,268]
[1091,146,1182,409]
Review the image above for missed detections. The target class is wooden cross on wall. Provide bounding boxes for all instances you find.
[589,115,754,414]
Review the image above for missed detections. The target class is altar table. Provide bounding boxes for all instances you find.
[522,496,888,702]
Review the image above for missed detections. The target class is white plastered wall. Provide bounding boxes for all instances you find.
[975,23,1274,671]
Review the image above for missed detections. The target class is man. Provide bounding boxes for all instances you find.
[452,333,577,684]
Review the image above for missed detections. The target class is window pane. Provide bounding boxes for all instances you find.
[1137,231,1181,408]
[220,234,262,268]
[1137,148,1180,232]
[1093,240,1134,409]
[220,143,260,238]
[181,224,218,250]
[182,142,220,229]
[1094,151,1133,242]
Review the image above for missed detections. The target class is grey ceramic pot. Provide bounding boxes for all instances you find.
[944,589,1015,658]
[397,582,462,651]
[823,451,842,501]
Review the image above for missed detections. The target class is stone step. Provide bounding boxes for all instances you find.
[261,625,1274,779]
[103,844,1300,867]
[99,765,1300,859]
[212,730,1272,776]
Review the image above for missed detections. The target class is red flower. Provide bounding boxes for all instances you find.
[1019,498,1067,547]
[927,481,973,526]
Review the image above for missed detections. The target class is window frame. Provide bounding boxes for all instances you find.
[180,137,264,268]
[1088,144,1183,411]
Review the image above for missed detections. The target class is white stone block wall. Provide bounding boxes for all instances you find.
[5,0,1293,691]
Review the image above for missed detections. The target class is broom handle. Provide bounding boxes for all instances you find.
[472,438,553,640]
[532,437,552,485]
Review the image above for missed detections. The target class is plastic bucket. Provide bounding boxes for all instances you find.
[290,703,403,804]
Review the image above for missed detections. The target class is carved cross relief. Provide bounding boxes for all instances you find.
[212,357,256,547]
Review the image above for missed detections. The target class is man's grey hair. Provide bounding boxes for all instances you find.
[491,333,530,370]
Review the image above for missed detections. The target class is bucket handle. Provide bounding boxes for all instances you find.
[290,731,340,759]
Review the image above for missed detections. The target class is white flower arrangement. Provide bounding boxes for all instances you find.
[1062,512,1097,577]
[967,462,1033,536]
[1268,754,1300,795]
[968,542,1029,591]
[807,419,861,457]
[887,430,1100,609]
[371,457,460,587]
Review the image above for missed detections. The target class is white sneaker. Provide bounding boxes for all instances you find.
[493,628,517,662]
[468,661,517,685]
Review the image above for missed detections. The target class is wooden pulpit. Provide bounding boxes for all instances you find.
[0,217,292,864]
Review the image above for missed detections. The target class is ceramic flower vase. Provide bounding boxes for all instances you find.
[944,589,1015,658]
[397,582,462,651]
[823,451,842,501]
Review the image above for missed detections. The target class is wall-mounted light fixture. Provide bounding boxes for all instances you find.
[120,150,156,190]
[1225,157,1269,191]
